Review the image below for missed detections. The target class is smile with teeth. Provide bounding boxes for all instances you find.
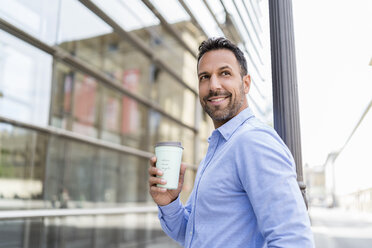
[210,97,226,102]
[207,95,230,105]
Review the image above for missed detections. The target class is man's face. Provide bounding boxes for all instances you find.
[197,49,251,128]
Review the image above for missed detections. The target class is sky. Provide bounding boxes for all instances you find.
[292,0,372,166]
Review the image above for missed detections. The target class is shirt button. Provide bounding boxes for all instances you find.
[190,231,193,235]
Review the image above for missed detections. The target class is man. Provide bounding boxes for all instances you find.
[148,37,314,247]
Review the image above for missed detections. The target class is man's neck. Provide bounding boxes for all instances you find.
[212,106,249,129]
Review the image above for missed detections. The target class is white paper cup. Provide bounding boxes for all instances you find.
[155,142,183,189]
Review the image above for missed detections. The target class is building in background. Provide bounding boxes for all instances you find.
[0,0,272,247]
[304,164,326,207]
[323,99,372,212]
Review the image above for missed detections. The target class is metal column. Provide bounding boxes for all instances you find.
[268,0,307,207]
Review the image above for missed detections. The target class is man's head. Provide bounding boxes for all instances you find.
[197,37,248,77]
[197,37,251,128]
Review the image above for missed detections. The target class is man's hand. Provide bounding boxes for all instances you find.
[148,156,187,206]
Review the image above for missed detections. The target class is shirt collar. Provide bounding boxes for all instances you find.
[216,107,254,141]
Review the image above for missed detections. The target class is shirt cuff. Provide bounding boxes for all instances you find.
[158,196,183,217]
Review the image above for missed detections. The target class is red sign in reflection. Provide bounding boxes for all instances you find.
[74,76,96,125]
[122,69,139,134]
[63,74,73,112]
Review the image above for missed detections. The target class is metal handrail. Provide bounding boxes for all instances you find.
[0,206,158,220]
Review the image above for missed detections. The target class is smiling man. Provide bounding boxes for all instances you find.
[148,37,314,247]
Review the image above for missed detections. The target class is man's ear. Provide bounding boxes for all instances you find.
[243,74,251,94]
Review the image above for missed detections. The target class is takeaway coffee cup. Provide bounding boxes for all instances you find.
[155,142,184,189]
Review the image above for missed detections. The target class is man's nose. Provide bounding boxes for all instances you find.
[209,74,222,91]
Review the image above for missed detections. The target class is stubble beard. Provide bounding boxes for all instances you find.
[202,83,245,122]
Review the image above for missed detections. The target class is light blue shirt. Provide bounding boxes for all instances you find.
[158,108,314,247]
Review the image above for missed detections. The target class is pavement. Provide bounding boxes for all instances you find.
[309,207,372,248]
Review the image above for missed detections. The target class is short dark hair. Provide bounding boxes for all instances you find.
[197,37,247,77]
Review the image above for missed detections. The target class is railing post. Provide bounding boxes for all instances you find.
[268,0,307,207]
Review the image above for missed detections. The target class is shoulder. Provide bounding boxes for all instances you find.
[235,117,283,148]
[232,117,295,168]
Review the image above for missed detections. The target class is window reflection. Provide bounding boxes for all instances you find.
[57,0,112,45]
[44,136,151,208]
[51,62,150,150]
[117,155,150,203]
[56,5,199,111]
[72,75,99,137]
[58,32,154,99]
[93,149,119,204]
[0,124,47,210]
[0,0,59,44]
[152,70,196,128]
[0,30,52,126]
[0,214,181,248]
[102,88,121,143]
[0,123,154,210]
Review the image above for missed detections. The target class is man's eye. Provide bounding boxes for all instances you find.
[221,71,230,76]
[199,75,209,81]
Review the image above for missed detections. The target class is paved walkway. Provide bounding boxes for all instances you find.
[309,207,372,248]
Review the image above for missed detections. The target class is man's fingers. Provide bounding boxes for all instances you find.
[150,185,167,193]
[178,163,187,184]
[150,156,157,167]
[148,166,163,176]
[180,163,187,174]
[149,177,167,186]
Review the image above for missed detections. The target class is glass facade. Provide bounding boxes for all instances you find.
[0,0,270,247]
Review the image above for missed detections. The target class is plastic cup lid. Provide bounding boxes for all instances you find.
[155,141,183,149]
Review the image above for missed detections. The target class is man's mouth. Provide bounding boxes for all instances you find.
[209,97,227,102]
[206,95,230,105]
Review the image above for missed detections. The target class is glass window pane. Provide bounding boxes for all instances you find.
[0,219,27,247]
[93,0,160,31]
[101,88,121,144]
[0,30,52,126]
[92,149,119,205]
[51,63,100,138]
[58,32,154,99]
[0,124,47,210]
[117,155,150,203]
[0,214,181,248]
[150,0,189,24]
[57,1,199,99]
[0,0,59,44]
[44,136,152,207]
[43,136,65,209]
[51,62,151,150]
[57,0,112,45]
[153,70,196,127]
[63,141,96,206]
[121,95,149,151]
[72,75,99,137]
[44,138,98,209]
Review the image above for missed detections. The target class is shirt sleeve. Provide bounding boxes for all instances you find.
[236,128,315,247]
[158,191,194,246]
